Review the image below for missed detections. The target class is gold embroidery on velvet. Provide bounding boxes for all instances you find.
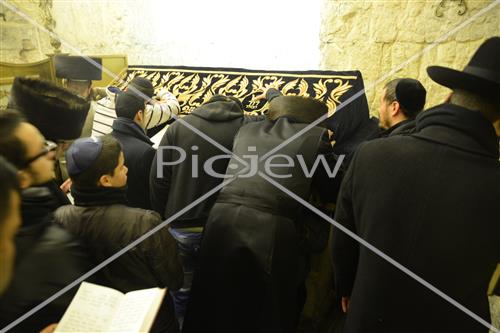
[118,68,358,114]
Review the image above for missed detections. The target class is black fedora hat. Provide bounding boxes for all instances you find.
[54,55,102,81]
[427,37,500,98]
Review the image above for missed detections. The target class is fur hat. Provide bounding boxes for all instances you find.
[8,77,90,141]
[267,96,328,126]
[54,55,102,80]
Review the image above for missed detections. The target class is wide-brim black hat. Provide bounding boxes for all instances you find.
[268,96,328,126]
[9,77,90,141]
[427,37,500,99]
[54,55,102,81]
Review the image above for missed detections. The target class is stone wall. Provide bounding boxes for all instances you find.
[0,1,56,63]
[50,0,321,70]
[320,0,499,115]
[1,0,321,70]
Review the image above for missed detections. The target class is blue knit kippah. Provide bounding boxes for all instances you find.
[66,137,103,177]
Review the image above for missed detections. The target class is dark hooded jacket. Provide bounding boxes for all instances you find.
[325,99,380,204]
[328,104,380,164]
[332,103,500,333]
[149,95,263,228]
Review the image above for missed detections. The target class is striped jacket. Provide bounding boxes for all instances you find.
[92,86,180,137]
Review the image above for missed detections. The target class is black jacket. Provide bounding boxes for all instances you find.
[184,117,337,333]
[326,102,380,203]
[54,187,183,292]
[150,96,262,227]
[0,185,93,333]
[332,103,500,333]
[379,118,417,138]
[53,186,183,333]
[111,117,156,210]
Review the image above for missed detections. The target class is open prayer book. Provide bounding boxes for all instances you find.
[54,282,166,333]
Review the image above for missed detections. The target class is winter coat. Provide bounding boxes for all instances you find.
[379,118,417,138]
[332,103,500,333]
[53,186,183,333]
[184,117,337,333]
[150,95,263,227]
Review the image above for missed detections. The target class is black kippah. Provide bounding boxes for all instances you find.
[395,79,426,113]
[128,77,154,99]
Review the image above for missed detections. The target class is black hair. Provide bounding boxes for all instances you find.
[115,90,145,120]
[0,109,28,169]
[64,79,92,98]
[0,156,20,223]
[71,135,122,188]
[383,79,401,104]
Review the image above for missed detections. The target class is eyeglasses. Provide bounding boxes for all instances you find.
[23,140,57,166]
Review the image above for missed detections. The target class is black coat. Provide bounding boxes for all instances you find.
[184,118,336,333]
[327,103,380,203]
[0,185,93,333]
[111,118,156,210]
[332,103,500,333]
[149,96,262,227]
[379,118,417,138]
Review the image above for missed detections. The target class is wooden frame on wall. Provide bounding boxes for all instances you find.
[0,54,128,87]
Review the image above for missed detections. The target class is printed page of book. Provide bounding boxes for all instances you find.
[107,287,166,333]
[54,282,124,332]
[138,288,166,333]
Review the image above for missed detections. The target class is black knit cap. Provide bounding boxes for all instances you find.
[127,77,155,100]
[115,90,146,120]
[395,78,427,113]
[8,77,90,141]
